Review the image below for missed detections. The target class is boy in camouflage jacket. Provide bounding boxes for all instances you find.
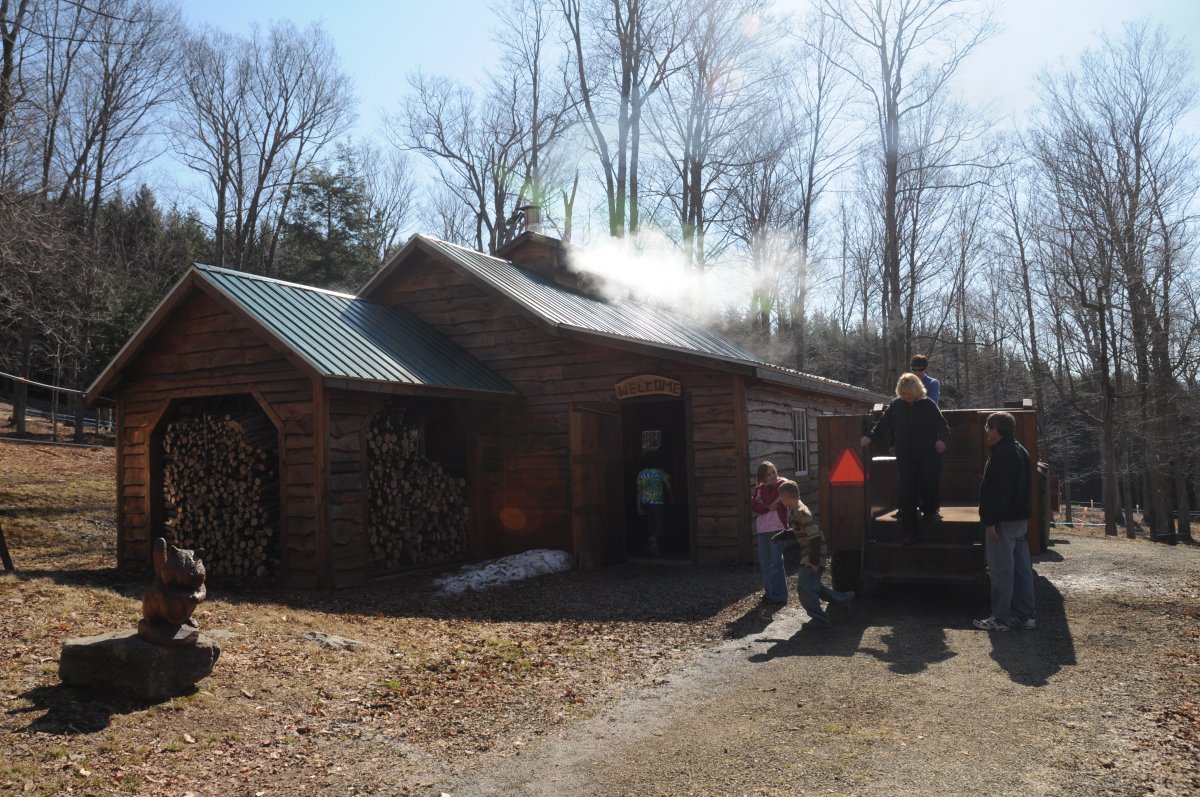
[773,480,855,629]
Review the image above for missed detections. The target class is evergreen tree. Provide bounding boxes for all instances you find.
[275,149,383,291]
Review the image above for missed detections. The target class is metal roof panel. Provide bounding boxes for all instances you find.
[411,236,879,400]
[197,264,515,395]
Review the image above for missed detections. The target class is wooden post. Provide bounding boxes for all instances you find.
[0,521,14,572]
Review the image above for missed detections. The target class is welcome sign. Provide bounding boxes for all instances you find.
[614,374,682,399]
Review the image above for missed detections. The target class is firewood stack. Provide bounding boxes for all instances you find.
[367,408,468,570]
[162,408,279,578]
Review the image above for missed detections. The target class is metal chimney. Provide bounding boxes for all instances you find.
[521,204,543,235]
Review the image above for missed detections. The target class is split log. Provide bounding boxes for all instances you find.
[161,406,279,579]
[367,407,468,570]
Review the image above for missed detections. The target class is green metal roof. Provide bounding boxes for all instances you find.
[380,235,881,403]
[197,264,516,396]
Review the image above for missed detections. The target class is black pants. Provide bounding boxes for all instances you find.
[642,503,667,545]
[897,452,942,536]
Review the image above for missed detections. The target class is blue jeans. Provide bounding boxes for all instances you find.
[756,533,788,603]
[984,519,1036,625]
[797,567,853,627]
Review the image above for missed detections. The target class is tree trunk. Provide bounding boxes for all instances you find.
[1172,455,1190,542]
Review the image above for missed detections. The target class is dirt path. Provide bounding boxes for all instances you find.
[446,535,1200,797]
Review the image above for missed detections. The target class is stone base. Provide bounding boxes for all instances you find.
[59,630,221,703]
[138,617,200,646]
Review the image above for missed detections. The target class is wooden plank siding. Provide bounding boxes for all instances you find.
[374,254,751,564]
[115,290,322,587]
[745,384,874,526]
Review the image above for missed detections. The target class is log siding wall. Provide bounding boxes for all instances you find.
[745,384,872,522]
[375,255,749,563]
[116,290,322,586]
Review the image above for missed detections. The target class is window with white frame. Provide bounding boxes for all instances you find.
[792,408,809,476]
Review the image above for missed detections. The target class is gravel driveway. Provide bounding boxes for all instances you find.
[446,533,1200,797]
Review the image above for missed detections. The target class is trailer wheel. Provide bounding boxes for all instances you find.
[831,550,861,592]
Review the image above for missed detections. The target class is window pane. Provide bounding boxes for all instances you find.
[792,408,808,476]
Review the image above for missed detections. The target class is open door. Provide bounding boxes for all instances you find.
[570,403,626,570]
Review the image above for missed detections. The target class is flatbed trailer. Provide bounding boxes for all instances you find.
[817,400,1045,596]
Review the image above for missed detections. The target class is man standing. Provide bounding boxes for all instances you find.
[973,412,1036,631]
[910,354,940,405]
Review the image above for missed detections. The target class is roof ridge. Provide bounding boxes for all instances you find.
[194,263,357,300]
[415,234,513,266]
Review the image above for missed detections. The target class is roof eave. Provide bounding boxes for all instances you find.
[753,366,887,403]
[86,266,202,401]
[321,375,519,400]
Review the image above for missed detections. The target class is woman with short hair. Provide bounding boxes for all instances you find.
[859,373,951,544]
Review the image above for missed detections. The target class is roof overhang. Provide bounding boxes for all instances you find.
[752,366,888,404]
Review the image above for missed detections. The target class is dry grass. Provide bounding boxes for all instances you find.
[0,438,766,796]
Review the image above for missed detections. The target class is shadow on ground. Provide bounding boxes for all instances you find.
[747,567,1076,686]
[8,683,173,735]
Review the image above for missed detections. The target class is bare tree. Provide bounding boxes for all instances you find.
[643,0,773,271]
[356,139,416,261]
[493,0,575,232]
[173,20,354,272]
[817,0,994,379]
[392,71,524,254]
[559,0,691,237]
[391,0,573,254]
[55,0,182,235]
[781,10,855,369]
[1029,21,1199,540]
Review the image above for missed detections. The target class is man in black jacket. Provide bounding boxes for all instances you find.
[973,412,1036,632]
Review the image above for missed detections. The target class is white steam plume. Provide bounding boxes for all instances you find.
[563,230,758,323]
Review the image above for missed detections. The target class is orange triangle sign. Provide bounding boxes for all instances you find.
[828,448,866,487]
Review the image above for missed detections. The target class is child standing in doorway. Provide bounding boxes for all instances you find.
[751,461,789,604]
[636,460,673,556]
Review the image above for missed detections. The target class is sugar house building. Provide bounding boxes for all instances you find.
[89,228,882,587]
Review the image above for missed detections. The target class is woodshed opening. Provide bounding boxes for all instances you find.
[366,398,470,572]
[152,394,281,579]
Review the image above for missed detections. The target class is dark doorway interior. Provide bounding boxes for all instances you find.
[622,399,690,559]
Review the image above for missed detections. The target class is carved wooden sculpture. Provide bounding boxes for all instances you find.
[138,537,207,646]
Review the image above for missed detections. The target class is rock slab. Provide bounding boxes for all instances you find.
[59,630,221,702]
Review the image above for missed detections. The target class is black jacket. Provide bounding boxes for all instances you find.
[979,437,1032,525]
[865,397,950,457]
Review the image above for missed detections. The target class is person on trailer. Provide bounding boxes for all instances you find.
[910,353,940,405]
[859,372,950,545]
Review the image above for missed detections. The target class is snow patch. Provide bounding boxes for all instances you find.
[431,549,573,595]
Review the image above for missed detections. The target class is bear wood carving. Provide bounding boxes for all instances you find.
[137,537,208,646]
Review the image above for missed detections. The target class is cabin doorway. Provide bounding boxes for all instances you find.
[622,398,690,560]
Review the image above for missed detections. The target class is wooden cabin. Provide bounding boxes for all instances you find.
[89,231,883,587]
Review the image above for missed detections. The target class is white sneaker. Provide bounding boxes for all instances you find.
[973,616,1010,631]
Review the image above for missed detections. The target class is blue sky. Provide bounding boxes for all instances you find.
[181,0,1200,143]
[165,0,1199,310]
[181,0,497,142]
